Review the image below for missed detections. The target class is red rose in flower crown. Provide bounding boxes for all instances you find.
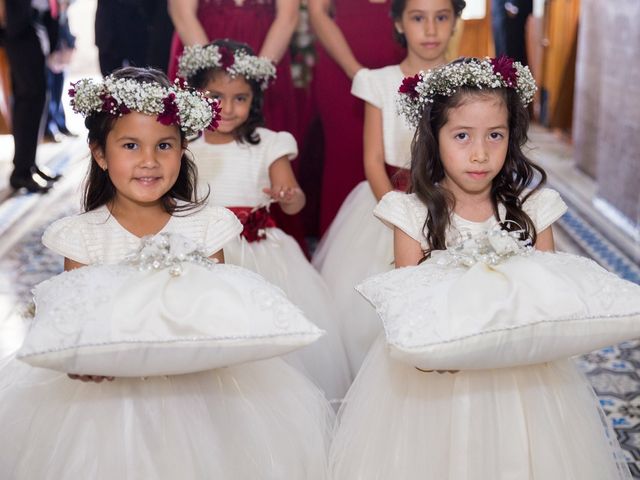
[490,55,518,87]
[100,94,131,115]
[219,46,235,70]
[158,92,179,126]
[398,74,421,98]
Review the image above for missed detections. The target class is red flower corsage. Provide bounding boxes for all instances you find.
[229,206,277,243]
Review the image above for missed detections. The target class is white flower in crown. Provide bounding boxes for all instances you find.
[68,76,221,136]
[397,55,537,127]
[177,44,277,90]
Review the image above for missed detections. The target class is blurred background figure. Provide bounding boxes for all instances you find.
[94,0,147,76]
[308,0,404,234]
[491,0,532,65]
[94,0,173,76]
[2,0,61,193]
[44,0,76,143]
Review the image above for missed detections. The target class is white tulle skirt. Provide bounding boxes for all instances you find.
[223,227,351,402]
[313,182,394,376]
[329,337,631,480]
[0,354,333,479]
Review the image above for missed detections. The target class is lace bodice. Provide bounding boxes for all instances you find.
[374,188,568,250]
[42,203,243,265]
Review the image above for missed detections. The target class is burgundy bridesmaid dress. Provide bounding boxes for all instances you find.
[314,0,404,234]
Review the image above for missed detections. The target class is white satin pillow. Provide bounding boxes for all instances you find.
[357,251,640,370]
[18,262,323,376]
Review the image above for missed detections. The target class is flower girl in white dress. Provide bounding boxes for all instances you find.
[178,39,350,402]
[312,0,466,376]
[0,67,332,479]
[329,57,633,479]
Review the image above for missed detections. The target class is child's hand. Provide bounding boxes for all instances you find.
[68,373,115,383]
[262,186,303,206]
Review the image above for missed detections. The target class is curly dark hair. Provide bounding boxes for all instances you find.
[186,38,264,145]
[83,66,208,214]
[409,60,546,258]
[390,0,466,47]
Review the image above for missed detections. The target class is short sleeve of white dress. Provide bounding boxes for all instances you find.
[199,205,243,256]
[522,188,568,232]
[351,68,383,109]
[373,191,428,246]
[42,215,91,264]
[260,128,298,168]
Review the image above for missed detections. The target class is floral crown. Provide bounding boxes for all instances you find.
[397,56,537,127]
[177,44,276,90]
[69,76,221,136]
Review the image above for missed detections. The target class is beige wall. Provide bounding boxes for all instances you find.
[573,0,640,222]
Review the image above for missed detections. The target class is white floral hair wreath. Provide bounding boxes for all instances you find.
[397,56,537,127]
[177,44,276,90]
[68,76,221,136]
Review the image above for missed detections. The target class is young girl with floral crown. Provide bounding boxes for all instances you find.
[313,0,465,376]
[178,39,351,402]
[328,57,633,478]
[0,67,333,479]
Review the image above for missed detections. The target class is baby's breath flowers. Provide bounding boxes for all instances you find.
[69,76,221,136]
[397,55,537,127]
[177,44,277,90]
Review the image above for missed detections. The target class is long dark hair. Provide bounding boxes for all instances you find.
[83,66,208,214]
[390,0,466,47]
[410,80,546,257]
[187,39,264,145]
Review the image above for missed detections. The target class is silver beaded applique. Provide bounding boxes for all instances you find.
[124,233,218,276]
[443,224,533,267]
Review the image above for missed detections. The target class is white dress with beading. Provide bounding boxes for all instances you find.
[188,128,351,401]
[329,189,632,480]
[0,204,333,479]
[313,65,414,376]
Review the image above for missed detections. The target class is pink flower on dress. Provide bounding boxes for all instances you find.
[399,74,421,98]
[491,55,518,87]
[158,93,179,126]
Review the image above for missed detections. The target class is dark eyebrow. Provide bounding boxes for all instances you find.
[406,8,452,14]
[114,136,179,143]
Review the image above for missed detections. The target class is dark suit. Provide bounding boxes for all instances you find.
[4,0,47,181]
[94,0,148,75]
[492,0,533,65]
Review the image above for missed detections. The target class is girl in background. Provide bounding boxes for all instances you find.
[314,0,465,375]
[168,0,308,251]
[168,0,299,137]
[179,40,351,402]
[309,0,405,233]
